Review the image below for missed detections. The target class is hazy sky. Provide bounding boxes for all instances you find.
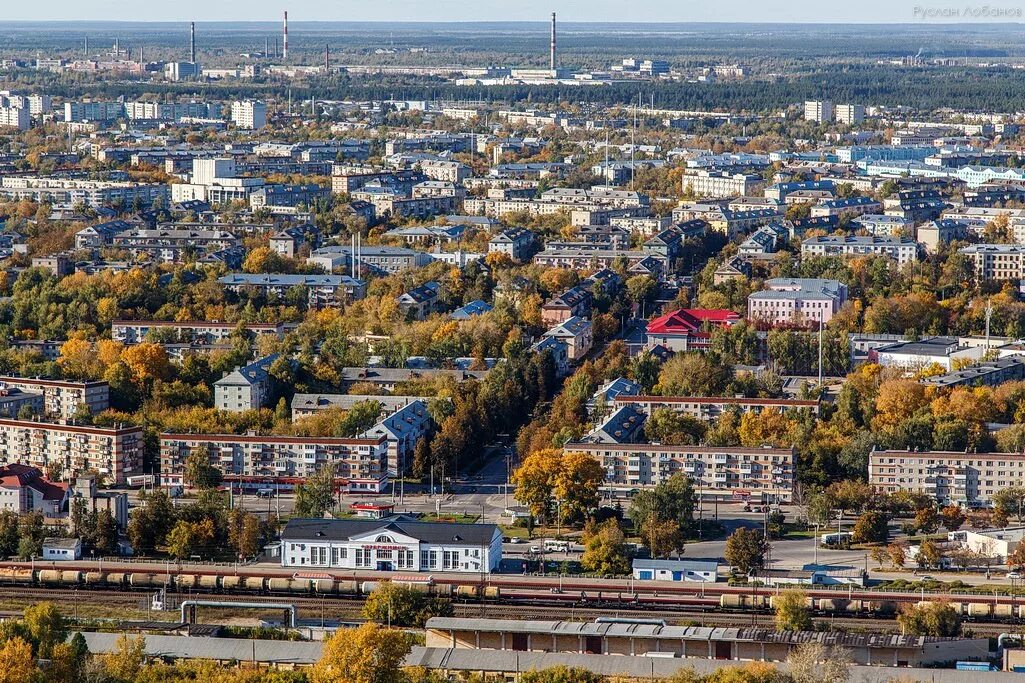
[8,0,1025,23]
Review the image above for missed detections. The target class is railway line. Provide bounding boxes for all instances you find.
[4,562,1025,626]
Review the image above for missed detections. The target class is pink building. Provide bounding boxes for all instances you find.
[747,278,848,328]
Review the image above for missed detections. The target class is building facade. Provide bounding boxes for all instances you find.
[0,419,142,485]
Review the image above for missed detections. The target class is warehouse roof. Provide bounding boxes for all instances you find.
[75,632,324,665]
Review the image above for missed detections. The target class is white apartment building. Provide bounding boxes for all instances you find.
[0,419,143,485]
[159,432,389,492]
[214,354,278,413]
[835,104,865,124]
[0,106,30,131]
[358,400,433,477]
[419,160,470,184]
[944,207,1025,242]
[804,100,834,123]
[0,177,168,209]
[112,320,288,345]
[0,377,109,419]
[564,442,795,503]
[231,100,267,129]
[801,235,919,265]
[869,449,1025,507]
[614,395,819,421]
[681,170,764,197]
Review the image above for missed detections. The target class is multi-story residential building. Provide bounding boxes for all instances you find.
[680,170,764,197]
[541,285,593,326]
[543,316,593,362]
[834,104,865,124]
[943,207,1025,242]
[0,419,143,485]
[308,245,432,275]
[0,389,44,418]
[869,449,1025,507]
[0,377,109,419]
[123,101,218,121]
[358,400,433,476]
[801,235,919,265]
[871,336,983,371]
[916,219,970,253]
[803,100,834,123]
[488,227,535,262]
[564,442,795,502]
[63,101,125,122]
[214,354,279,413]
[582,404,646,444]
[836,145,936,164]
[291,394,432,420]
[159,432,388,492]
[748,277,848,327]
[74,219,136,249]
[615,395,819,420]
[362,194,459,220]
[920,357,1025,389]
[0,106,30,131]
[267,224,321,258]
[230,100,267,129]
[764,180,836,203]
[0,177,168,209]
[809,196,882,219]
[851,214,911,236]
[960,244,1025,281]
[250,184,332,213]
[218,274,366,308]
[112,320,288,345]
[397,281,442,320]
[339,367,489,393]
[419,160,471,184]
[111,227,241,263]
[170,157,266,204]
[532,248,666,275]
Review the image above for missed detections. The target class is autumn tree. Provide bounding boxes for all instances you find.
[851,510,889,544]
[0,637,36,683]
[897,601,962,637]
[913,507,939,534]
[312,623,410,683]
[581,520,629,576]
[183,451,222,490]
[724,527,768,574]
[916,539,943,569]
[513,448,603,525]
[361,581,453,628]
[629,474,696,556]
[774,588,812,631]
[787,642,852,683]
[99,634,146,682]
[939,505,966,532]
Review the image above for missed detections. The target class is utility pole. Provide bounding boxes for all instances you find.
[985,298,993,352]
[818,313,824,388]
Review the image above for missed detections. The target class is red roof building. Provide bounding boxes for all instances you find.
[0,464,69,517]
[646,308,740,352]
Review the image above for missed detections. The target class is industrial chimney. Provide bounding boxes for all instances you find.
[283,11,289,61]
[550,12,556,72]
[190,22,196,63]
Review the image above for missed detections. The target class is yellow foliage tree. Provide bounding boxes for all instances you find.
[121,342,171,383]
[872,379,928,431]
[0,638,35,683]
[312,623,410,683]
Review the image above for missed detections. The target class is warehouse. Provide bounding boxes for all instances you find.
[281,516,502,573]
[424,617,988,667]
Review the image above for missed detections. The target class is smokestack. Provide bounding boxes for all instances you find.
[325,44,330,71]
[265,36,269,58]
[283,10,289,62]
[84,36,88,57]
[139,45,144,64]
[190,22,196,63]
[550,12,556,71]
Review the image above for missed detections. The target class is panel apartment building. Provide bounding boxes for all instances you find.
[613,395,820,420]
[869,449,1025,507]
[564,442,795,502]
[112,320,289,345]
[0,419,143,485]
[160,432,389,492]
[0,377,109,419]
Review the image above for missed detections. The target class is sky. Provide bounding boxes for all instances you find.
[7,0,1025,23]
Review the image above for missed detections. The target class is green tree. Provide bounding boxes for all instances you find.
[917,539,943,569]
[294,465,336,518]
[581,520,629,576]
[774,588,812,631]
[724,527,768,574]
[183,450,223,490]
[166,520,197,560]
[851,510,889,544]
[897,601,962,637]
[361,581,453,628]
[99,634,146,682]
[23,602,66,658]
[992,486,1025,523]
[630,474,696,555]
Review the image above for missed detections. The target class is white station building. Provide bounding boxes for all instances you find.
[280,516,503,573]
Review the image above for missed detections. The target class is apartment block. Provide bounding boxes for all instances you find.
[869,449,1025,507]
[0,177,169,209]
[112,320,288,345]
[564,442,795,502]
[613,395,819,420]
[214,354,278,413]
[230,100,267,129]
[835,104,865,124]
[959,244,1025,281]
[0,419,143,485]
[801,235,919,265]
[681,170,764,197]
[803,100,834,123]
[747,277,848,326]
[0,377,109,419]
[159,432,389,492]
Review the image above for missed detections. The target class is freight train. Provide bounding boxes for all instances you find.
[0,567,500,599]
[725,593,1025,621]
